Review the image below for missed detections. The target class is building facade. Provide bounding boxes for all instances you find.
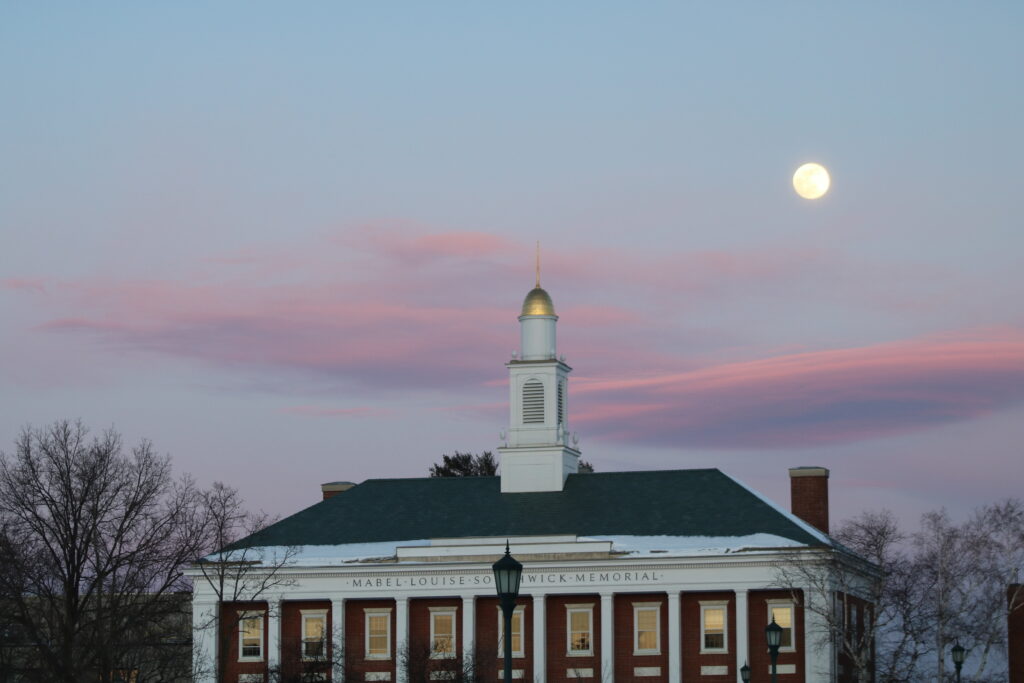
[189,282,874,683]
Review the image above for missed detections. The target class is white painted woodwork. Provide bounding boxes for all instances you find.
[667,592,681,683]
[533,594,546,683]
[600,593,614,683]
[735,589,749,678]
[395,597,409,683]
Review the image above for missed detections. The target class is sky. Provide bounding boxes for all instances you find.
[2,2,1022,530]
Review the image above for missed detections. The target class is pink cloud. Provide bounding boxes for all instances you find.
[572,330,1024,448]
[345,225,517,267]
[283,405,393,418]
[1,278,46,293]
[17,227,1024,450]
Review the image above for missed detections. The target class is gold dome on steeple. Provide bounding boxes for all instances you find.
[521,241,556,316]
[521,287,556,316]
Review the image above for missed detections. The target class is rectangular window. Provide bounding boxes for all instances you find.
[496,606,525,658]
[430,607,457,658]
[767,602,795,651]
[566,605,593,656]
[633,603,660,655]
[700,602,728,653]
[301,610,327,660]
[365,608,392,660]
[238,611,264,661]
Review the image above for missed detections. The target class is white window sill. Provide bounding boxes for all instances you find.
[366,654,391,660]
[700,649,728,655]
[567,651,593,657]
[634,650,661,656]
[429,654,457,660]
[238,656,264,663]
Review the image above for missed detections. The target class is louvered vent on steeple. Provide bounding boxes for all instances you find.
[522,380,545,424]
[557,380,564,425]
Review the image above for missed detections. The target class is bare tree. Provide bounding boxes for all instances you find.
[399,640,480,683]
[191,481,299,683]
[773,511,933,683]
[778,502,1024,683]
[0,420,206,683]
[271,630,346,683]
[933,500,1024,682]
[430,452,498,477]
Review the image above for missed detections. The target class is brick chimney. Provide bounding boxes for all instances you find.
[789,467,829,534]
[321,481,355,500]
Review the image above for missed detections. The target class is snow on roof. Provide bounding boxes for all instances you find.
[205,532,811,568]
[588,534,808,556]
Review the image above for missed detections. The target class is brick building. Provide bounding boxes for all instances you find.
[189,281,875,683]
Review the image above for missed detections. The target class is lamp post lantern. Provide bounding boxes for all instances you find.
[766,618,783,683]
[740,661,751,682]
[951,640,966,683]
[492,542,523,683]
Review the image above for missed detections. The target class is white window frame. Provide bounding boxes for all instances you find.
[429,606,457,659]
[766,600,796,653]
[566,604,594,656]
[301,609,328,661]
[496,605,525,658]
[699,601,729,654]
[633,602,661,655]
[237,610,265,662]
[365,607,393,660]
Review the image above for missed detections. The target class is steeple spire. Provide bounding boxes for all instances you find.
[536,241,541,288]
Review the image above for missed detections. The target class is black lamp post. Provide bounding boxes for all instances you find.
[492,542,523,683]
[951,640,966,683]
[766,618,783,683]
[740,661,751,682]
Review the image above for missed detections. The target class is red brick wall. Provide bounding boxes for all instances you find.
[790,471,829,534]
[613,593,669,682]
[408,598,463,679]
[545,595,600,683]
[220,601,269,682]
[280,600,333,681]
[834,593,875,683]
[1010,585,1024,683]
[681,591,735,682]
[345,598,396,681]
[476,596,533,682]
[748,590,804,683]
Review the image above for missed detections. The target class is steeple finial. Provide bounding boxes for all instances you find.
[535,241,541,288]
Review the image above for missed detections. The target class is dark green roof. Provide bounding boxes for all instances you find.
[233,469,829,550]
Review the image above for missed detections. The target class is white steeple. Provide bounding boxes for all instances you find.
[498,252,580,493]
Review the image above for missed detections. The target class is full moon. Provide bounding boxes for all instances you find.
[792,162,831,199]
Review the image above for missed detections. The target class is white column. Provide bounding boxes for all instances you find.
[192,599,218,683]
[462,596,476,662]
[396,597,410,683]
[600,593,614,683]
[803,589,834,682]
[267,600,282,673]
[533,594,546,683]
[735,590,749,678]
[667,592,681,683]
[331,598,346,680]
